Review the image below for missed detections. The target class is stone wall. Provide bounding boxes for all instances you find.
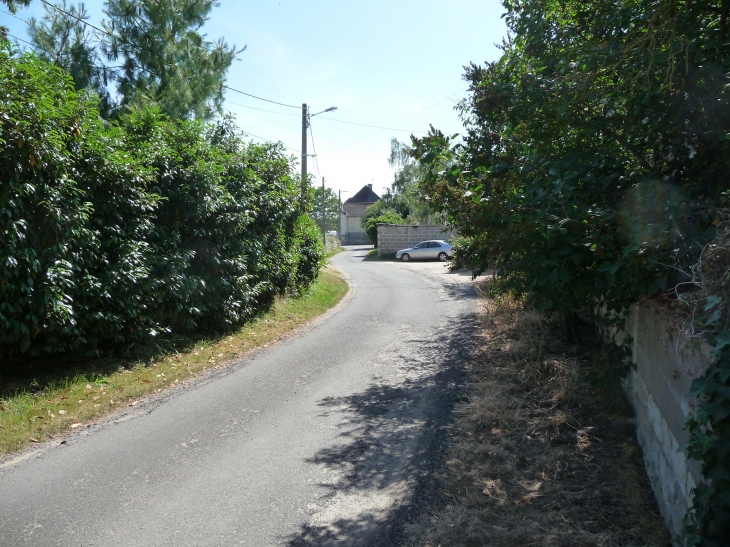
[623,300,708,543]
[377,224,457,256]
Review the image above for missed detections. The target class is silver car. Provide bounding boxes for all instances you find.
[395,240,454,262]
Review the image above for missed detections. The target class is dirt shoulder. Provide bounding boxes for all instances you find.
[405,289,671,547]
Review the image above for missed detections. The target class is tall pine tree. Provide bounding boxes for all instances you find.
[27,1,115,117]
[100,0,242,120]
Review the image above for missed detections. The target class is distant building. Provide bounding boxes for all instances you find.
[340,184,380,245]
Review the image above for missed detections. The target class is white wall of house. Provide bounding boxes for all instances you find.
[340,212,369,245]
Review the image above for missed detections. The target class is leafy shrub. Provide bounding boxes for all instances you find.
[0,44,321,360]
[0,43,159,355]
[411,1,730,543]
[362,210,404,246]
[292,214,325,294]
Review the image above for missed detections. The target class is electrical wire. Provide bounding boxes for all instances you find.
[315,115,427,134]
[18,0,301,110]
[330,93,464,152]
[240,131,301,153]
[3,31,35,48]
[1,7,30,26]
[308,119,322,180]
[6,3,460,139]
[222,85,298,109]
[5,1,468,167]
[39,0,105,34]
[222,98,299,116]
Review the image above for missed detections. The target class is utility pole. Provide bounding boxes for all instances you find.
[321,177,326,246]
[301,103,308,206]
[338,189,341,239]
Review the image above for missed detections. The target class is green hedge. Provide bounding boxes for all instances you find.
[0,44,323,359]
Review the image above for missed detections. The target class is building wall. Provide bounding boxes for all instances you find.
[377,224,457,256]
[340,213,369,245]
[622,300,709,544]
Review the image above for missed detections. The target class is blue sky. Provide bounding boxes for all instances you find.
[1,0,508,198]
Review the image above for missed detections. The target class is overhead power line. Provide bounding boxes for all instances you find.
[18,0,301,111]
[315,115,428,134]
[1,7,29,26]
[39,0,105,34]
[4,31,35,48]
[241,131,300,153]
[330,92,464,152]
[222,85,298,109]
[222,99,298,116]
[309,128,321,179]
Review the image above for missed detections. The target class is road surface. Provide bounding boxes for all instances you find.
[0,247,480,547]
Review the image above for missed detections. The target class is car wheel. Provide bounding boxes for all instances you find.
[438,252,448,261]
[401,253,411,262]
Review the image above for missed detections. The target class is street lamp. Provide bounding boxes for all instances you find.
[311,106,338,117]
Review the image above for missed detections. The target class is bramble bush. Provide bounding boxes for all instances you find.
[1,42,323,360]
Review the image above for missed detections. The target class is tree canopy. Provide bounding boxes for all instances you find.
[1,42,322,359]
[27,1,115,116]
[19,0,241,120]
[412,1,729,543]
[360,138,441,241]
[101,0,241,119]
[310,185,339,233]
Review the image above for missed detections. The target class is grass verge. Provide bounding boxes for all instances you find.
[0,266,349,457]
[406,289,670,546]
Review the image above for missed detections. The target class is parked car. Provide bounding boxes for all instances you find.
[395,240,454,262]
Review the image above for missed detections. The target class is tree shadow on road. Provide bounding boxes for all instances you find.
[284,307,482,547]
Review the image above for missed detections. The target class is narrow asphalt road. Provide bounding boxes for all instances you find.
[0,247,480,547]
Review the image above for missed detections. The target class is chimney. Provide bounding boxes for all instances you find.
[367,183,372,190]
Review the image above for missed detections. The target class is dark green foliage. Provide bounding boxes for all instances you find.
[101,0,241,120]
[0,44,321,360]
[22,0,239,121]
[1,44,101,354]
[28,1,116,117]
[362,211,404,247]
[411,2,729,542]
[310,186,339,233]
[684,341,730,546]
[0,0,31,13]
[292,213,325,294]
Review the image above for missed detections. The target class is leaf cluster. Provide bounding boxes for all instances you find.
[359,138,443,246]
[411,2,729,542]
[361,210,405,247]
[0,43,322,361]
[24,0,240,120]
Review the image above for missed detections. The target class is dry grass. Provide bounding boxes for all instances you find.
[0,266,349,457]
[407,290,671,547]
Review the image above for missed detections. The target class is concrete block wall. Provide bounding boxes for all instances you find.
[622,300,709,543]
[377,224,457,256]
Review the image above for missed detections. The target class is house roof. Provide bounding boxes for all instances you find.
[342,202,370,216]
[345,185,380,204]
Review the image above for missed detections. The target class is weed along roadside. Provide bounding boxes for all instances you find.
[0,266,348,458]
[405,288,671,546]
